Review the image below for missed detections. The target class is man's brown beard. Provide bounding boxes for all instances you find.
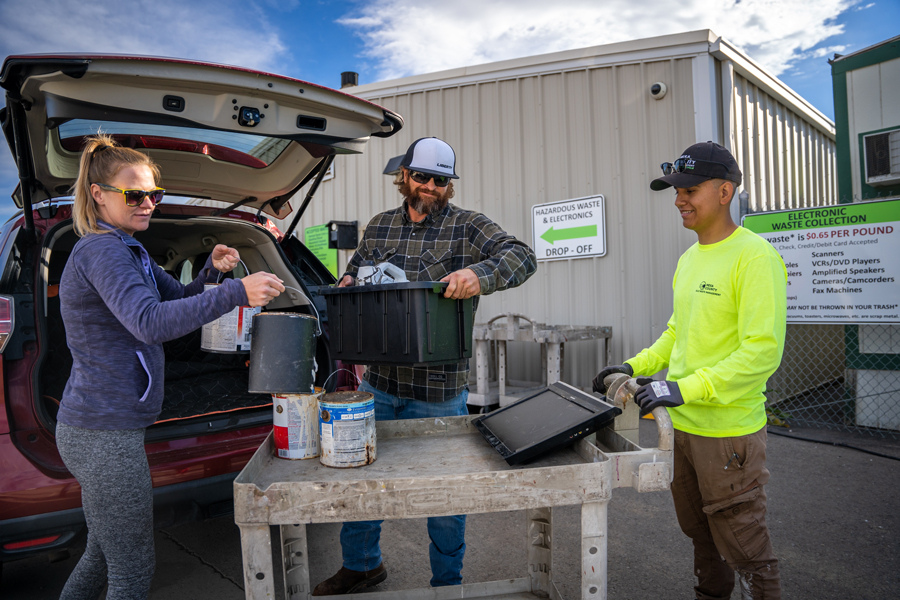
[399,178,452,217]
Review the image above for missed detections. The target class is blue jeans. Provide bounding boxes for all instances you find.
[340,380,468,587]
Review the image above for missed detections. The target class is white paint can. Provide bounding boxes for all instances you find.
[200,283,261,353]
[273,390,323,460]
[318,391,376,468]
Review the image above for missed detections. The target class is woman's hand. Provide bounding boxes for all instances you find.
[211,244,240,273]
[241,272,284,307]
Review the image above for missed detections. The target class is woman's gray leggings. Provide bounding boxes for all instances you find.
[56,423,155,600]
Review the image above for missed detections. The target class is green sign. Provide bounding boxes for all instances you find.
[742,200,897,234]
[304,224,338,278]
[743,199,900,324]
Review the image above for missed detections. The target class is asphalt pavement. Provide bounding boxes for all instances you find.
[3,420,899,599]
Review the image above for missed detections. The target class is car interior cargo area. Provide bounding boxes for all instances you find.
[36,215,326,430]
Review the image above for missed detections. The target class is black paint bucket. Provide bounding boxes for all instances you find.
[248,312,319,394]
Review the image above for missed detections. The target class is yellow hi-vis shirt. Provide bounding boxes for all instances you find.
[626,227,787,437]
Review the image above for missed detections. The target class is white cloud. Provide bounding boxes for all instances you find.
[0,0,298,214]
[339,0,859,81]
[808,45,849,59]
[0,0,291,73]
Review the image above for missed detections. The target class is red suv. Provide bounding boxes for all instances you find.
[0,54,401,568]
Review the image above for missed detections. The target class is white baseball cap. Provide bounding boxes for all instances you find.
[399,137,459,179]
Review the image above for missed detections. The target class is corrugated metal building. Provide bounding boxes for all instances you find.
[277,29,837,390]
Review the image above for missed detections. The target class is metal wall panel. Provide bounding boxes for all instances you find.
[729,72,837,211]
[272,33,836,391]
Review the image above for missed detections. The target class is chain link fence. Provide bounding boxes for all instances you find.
[766,323,900,438]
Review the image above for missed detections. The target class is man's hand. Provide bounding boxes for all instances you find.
[592,364,633,393]
[440,268,481,299]
[634,380,684,416]
[211,244,240,273]
[240,272,285,307]
[337,275,355,287]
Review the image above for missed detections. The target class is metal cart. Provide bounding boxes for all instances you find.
[468,314,612,408]
[233,378,671,600]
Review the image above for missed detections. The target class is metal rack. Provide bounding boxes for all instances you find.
[468,314,612,408]
[233,378,672,600]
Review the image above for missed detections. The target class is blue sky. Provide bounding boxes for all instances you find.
[1,0,898,222]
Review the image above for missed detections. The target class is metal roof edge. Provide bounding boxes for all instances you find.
[709,37,835,137]
[348,29,719,96]
[347,30,835,141]
[830,35,900,75]
[831,34,900,64]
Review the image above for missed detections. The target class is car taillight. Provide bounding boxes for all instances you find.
[3,534,62,551]
[0,295,13,353]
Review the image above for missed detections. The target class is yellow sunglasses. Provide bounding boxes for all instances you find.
[93,183,165,207]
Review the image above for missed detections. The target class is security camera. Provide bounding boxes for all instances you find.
[650,82,668,100]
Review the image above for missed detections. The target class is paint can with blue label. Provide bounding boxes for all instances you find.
[318,391,376,468]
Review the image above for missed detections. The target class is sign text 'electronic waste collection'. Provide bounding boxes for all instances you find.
[743,199,899,324]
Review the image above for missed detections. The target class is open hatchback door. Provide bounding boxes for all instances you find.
[1,54,402,222]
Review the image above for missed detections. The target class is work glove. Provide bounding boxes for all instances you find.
[592,364,633,393]
[634,380,684,416]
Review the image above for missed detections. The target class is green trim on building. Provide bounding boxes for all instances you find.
[831,37,900,376]
[832,69,853,203]
[831,37,900,76]
[857,127,900,200]
[844,325,900,371]
[831,36,900,203]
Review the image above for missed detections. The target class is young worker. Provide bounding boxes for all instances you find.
[313,137,537,595]
[593,141,787,600]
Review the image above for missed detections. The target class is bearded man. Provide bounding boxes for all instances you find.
[313,137,536,595]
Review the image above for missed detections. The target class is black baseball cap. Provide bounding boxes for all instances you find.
[650,141,742,191]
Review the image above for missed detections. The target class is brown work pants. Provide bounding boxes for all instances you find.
[671,427,781,600]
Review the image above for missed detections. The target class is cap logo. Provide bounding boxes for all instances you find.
[437,163,452,169]
[681,156,696,171]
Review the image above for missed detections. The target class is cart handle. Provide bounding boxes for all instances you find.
[486,313,534,326]
[604,373,674,452]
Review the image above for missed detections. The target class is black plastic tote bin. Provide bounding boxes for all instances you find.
[319,281,474,366]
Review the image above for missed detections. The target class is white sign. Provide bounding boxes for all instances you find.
[743,199,900,324]
[532,195,606,261]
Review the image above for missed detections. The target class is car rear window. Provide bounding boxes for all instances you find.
[58,120,291,168]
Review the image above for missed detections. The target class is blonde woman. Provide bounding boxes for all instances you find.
[56,135,283,599]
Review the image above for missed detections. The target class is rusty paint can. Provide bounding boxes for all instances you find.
[272,390,323,460]
[318,391,376,468]
[200,284,261,353]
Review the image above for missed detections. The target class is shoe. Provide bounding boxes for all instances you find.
[312,564,387,595]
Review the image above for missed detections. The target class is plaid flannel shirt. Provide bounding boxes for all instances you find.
[344,201,537,402]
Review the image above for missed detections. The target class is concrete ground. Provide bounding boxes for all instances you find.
[3,420,899,599]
